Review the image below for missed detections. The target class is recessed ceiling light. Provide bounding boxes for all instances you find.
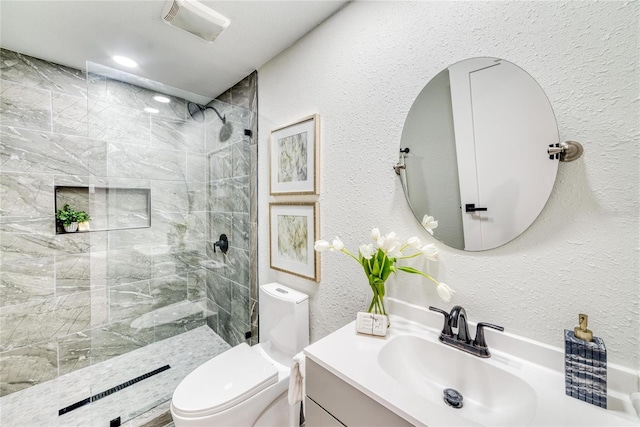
[153,95,171,103]
[112,55,138,68]
[144,107,159,114]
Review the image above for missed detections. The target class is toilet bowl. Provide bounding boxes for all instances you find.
[171,283,309,427]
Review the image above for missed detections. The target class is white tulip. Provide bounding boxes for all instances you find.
[407,236,421,249]
[436,282,454,302]
[314,240,330,252]
[388,244,403,258]
[420,244,440,261]
[331,237,344,251]
[359,244,375,259]
[371,228,381,242]
[421,215,438,235]
[381,232,399,252]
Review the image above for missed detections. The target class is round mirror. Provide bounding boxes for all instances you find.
[400,57,559,251]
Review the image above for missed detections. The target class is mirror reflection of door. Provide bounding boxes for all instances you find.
[403,69,464,248]
[449,58,558,250]
[400,58,559,251]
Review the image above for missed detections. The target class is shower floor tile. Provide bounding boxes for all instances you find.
[0,326,230,427]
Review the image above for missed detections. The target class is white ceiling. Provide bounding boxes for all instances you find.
[0,0,348,103]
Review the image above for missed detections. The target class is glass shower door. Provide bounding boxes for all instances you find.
[53,62,255,426]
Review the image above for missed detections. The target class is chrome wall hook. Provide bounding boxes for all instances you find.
[548,141,584,162]
[394,147,410,175]
[393,162,406,175]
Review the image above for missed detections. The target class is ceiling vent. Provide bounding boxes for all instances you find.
[161,0,230,42]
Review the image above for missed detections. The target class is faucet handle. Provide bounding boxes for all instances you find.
[473,322,504,348]
[429,306,453,337]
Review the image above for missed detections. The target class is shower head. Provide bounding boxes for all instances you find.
[187,102,226,124]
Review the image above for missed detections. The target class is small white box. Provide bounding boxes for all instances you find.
[356,312,388,337]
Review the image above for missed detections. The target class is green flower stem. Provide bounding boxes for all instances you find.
[396,266,439,287]
[399,252,422,259]
[368,279,387,315]
[341,248,362,264]
[333,245,438,315]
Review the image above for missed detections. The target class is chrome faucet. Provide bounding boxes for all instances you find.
[429,306,504,358]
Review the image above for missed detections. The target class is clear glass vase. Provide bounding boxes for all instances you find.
[367,280,387,316]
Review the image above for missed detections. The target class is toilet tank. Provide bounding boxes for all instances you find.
[259,283,309,366]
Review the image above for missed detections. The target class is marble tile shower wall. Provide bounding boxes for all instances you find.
[215,71,259,345]
[0,49,255,397]
[204,85,256,349]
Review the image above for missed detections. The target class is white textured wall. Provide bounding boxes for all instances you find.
[258,1,639,370]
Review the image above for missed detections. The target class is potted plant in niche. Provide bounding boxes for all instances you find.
[76,211,92,232]
[55,204,90,233]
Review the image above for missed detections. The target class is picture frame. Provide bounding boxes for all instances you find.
[269,202,319,282]
[269,114,319,195]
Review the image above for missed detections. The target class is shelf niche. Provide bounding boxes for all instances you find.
[55,186,151,234]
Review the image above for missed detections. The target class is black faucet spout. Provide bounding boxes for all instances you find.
[449,305,470,343]
[431,305,504,358]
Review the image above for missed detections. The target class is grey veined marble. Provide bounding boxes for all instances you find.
[0,256,55,306]
[88,100,150,144]
[52,93,89,136]
[0,80,52,131]
[107,141,186,181]
[88,74,187,120]
[1,49,87,97]
[0,126,107,176]
[0,292,91,352]
[0,326,230,426]
[0,172,54,218]
[151,117,205,153]
[0,47,257,421]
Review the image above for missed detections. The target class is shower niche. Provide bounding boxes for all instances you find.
[54,185,151,234]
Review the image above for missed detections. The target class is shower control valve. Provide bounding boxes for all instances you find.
[214,234,229,254]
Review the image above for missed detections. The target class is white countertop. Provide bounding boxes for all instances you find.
[304,298,639,426]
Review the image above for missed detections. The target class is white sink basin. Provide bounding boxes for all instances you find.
[378,335,536,426]
[304,298,640,427]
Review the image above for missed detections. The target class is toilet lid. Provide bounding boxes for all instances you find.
[172,343,278,417]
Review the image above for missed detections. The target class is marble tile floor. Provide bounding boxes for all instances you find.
[0,326,230,427]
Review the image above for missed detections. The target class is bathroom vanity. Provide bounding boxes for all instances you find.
[303,299,639,426]
[306,358,412,426]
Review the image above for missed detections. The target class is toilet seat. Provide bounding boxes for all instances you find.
[171,343,278,418]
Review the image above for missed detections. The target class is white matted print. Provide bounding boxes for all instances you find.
[269,115,319,195]
[269,203,319,282]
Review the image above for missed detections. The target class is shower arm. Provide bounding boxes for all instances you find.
[187,101,226,124]
[204,106,226,124]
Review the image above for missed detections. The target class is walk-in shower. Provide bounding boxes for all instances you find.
[0,49,257,426]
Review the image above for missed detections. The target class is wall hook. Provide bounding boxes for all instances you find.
[548,141,584,162]
[394,147,410,175]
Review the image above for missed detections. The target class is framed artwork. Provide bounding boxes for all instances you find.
[269,202,319,282]
[269,114,319,195]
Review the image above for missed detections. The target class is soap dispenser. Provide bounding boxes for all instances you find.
[564,314,607,408]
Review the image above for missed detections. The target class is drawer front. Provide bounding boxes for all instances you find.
[306,358,413,427]
[306,396,344,427]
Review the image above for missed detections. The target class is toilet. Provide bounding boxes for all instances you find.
[170,283,309,427]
